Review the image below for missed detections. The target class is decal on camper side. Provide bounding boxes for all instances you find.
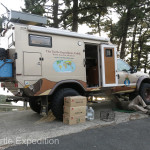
[53,60,76,73]
[124,76,130,86]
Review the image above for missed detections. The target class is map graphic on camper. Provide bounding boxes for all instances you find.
[53,60,76,72]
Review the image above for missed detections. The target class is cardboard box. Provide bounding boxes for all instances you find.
[64,106,86,116]
[63,114,85,125]
[64,96,87,107]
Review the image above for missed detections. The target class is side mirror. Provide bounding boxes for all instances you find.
[131,66,137,73]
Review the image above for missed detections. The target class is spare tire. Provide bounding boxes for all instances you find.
[140,83,150,105]
[0,48,7,60]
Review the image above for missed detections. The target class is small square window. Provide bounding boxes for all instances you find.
[106,49,113,57]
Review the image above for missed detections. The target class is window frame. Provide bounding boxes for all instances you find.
[29,34,52,48]
[105,49,113,57]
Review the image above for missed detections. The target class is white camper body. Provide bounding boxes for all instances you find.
[0,22,118,96]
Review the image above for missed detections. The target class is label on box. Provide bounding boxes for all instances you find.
[63,115,85,125]
[64,96,87,107]
[64,106,86,116]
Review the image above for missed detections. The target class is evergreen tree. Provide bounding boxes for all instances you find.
[22,0,47,15]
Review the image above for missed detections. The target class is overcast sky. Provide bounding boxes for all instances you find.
[0,0,24,14]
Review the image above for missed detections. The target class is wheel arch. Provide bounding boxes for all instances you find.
[136,76,150,92]
[49,80,86,96]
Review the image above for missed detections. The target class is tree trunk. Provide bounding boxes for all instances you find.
[130,22,137,67]
[120,7,131,59]
[72,0,78,32]
[53,0,59,28]
[144,53,148,73]
[97,13,101,36]
[137,39,143,70]
[110,19,113,43]
[137,26,144,70]
[117,37,122,52]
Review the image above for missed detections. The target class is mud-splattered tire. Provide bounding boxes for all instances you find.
[51,88,79,121]
[140,83,150,105]
[0,48,7,60]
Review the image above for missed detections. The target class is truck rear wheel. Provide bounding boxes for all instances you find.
[0,48,7,60]
[51,88,79,121]
[140,83,150,105]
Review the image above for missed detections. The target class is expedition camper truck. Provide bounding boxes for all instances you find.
[0,11,150,120]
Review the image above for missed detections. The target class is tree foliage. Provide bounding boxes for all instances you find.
[22,0,47,15]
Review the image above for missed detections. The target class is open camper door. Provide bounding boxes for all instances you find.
[101,44,118,87]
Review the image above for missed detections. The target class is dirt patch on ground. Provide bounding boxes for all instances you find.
[0,144,14,150]
[35,111,56,124]
[129,114,141,120]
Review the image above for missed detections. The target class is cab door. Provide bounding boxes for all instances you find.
[117,59,138,86]
[101,44,118,87]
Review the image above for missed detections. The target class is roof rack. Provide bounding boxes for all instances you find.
[9,10,47,26]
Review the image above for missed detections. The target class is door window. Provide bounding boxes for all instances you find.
[105,49,113,57]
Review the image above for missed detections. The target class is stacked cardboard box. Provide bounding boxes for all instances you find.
[63,96,87,125]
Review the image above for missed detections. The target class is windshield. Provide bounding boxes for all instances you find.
[117,59,131,72]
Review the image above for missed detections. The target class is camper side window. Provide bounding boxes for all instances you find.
[29,34,52,48]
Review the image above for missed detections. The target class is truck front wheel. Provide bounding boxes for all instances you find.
[51,88,79,121]
[140,83,150,105]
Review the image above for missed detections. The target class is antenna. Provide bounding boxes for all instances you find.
[0,2,10,13]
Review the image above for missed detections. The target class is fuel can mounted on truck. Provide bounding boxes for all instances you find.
[0,59,13,77]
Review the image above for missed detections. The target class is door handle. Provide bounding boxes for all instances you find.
[39,57,44,61]
[117,74,120,79]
